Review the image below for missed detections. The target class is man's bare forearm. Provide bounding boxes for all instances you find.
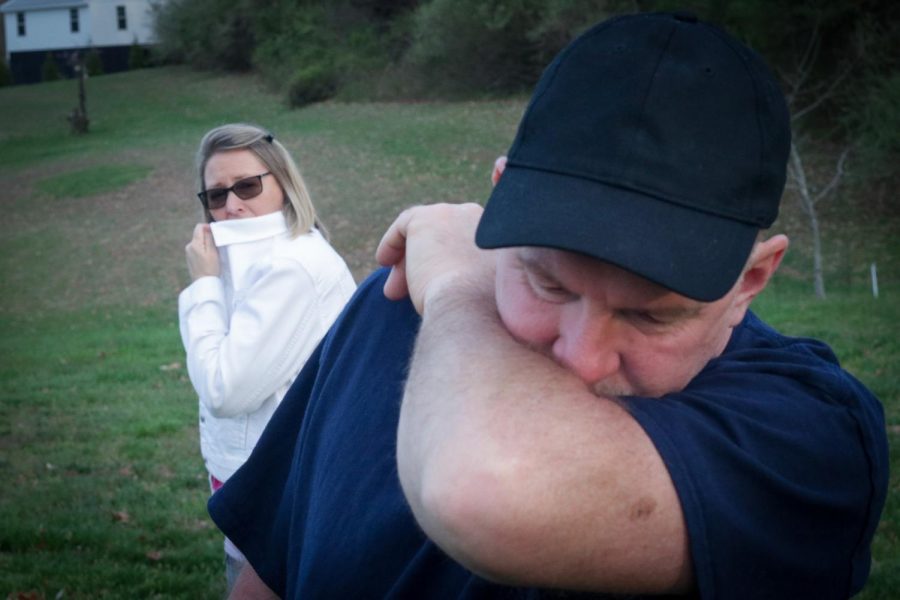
[397,281,691,593]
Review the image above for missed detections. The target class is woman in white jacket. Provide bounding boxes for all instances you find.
[178,123,356,592]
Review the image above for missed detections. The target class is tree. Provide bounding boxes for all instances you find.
[775,4,883,299]
[786,142,849,299]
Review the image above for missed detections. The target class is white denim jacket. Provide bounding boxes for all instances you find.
[178,211,356,481]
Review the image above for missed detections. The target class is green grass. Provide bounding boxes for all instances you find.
[0,307,222,599]
[0,66,897,598]
[35,164,153,199]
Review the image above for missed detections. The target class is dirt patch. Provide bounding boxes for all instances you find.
[2,139,415,315]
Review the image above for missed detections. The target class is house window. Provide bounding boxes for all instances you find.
[16,12,25,36]
[70,8,80,33]
[116,5,127,30]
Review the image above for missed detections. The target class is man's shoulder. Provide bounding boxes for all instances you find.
[695,310,886,469]
[335,267,413,320]
[318,268,421,359]
[631,311,888,600]
[724,310,841,372]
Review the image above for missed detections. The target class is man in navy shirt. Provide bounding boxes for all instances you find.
[210,12,888,599]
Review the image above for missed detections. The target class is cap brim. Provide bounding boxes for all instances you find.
[475,165,759,302]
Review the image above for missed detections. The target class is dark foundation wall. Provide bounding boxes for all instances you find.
[9,45,144,84]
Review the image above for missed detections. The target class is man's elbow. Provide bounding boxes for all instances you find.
[401,453,535,584]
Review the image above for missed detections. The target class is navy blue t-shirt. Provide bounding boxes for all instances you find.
[208,269,888,599]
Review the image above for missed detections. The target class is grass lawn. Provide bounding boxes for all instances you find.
[1,66,897,598]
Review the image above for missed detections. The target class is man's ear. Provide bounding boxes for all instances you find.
[491,156,508,187]
[733,234,789,311]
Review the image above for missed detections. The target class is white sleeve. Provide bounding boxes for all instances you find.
[178,259,325,418]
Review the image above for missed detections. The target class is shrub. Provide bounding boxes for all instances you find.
[85,48,104,76]
[129,40,147,70]
[151,0,255,70]
[404,0,545,96]
[402,0,632,97]
[42,53,61,82]
[152,0,412,102]
[848,72,900,179]
[0,59,11,86]
[252,3,343,105]
[286,64,338,108]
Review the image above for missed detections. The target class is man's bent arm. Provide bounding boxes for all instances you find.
[397,282,692,595]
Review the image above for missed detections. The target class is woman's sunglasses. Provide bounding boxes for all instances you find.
[198,172,272,210]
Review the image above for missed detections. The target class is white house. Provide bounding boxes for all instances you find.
[2,0,158,84]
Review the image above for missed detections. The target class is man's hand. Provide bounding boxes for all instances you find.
[185,223,220,280]
[375,203,494,314]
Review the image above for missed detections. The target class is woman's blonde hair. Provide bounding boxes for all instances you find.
[196,123,324,238]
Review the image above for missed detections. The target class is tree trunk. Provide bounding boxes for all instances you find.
[809,207,826,299]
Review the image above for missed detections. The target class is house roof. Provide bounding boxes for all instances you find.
[1,0,88,14]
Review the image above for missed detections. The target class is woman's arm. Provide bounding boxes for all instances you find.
[229,563,279,600]
[179,258,328,418]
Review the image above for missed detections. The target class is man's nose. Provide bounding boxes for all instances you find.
[551,309,621,386]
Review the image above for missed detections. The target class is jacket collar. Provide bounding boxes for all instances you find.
[209,211,288,247]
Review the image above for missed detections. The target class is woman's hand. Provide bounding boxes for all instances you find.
[185,223,220,280]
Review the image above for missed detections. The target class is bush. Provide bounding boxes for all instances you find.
[404,0,540,96]
[0,59,11,86]
[403,0,631,97]
[152,0,413,102]
[129,40,148,70]
[253,2,405,105]
[85,48,104,76]
[849,72,900,179]
[152,0,255,70]
[286,64,338,108]
[42,52,61,82]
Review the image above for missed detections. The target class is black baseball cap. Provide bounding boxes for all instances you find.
[475,12,791,302]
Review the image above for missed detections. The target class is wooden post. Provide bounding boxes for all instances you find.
[78,56,87,119]
[68,51,89,134]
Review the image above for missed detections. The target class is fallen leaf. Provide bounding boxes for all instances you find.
[118,465,134,477]
[159,362,182,371]
[146,550,163,561]
[112,510,130,523]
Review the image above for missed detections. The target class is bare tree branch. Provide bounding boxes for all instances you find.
[791,61,856,122]
[788,142,814,218]
[812,147,851,205]
[791,19,821,101]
